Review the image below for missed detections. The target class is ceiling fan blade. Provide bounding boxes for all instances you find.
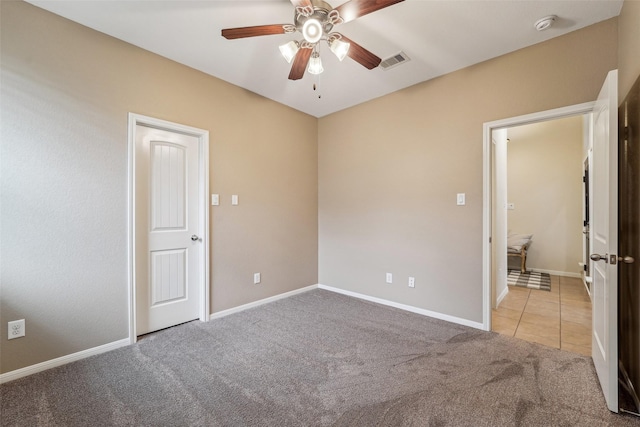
[339,36,381,70]
[221,25,289,40]
[288,47,313,80]
[290,0,313,9]
[334,0,405,24]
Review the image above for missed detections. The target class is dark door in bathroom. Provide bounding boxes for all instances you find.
[619,73,640,414]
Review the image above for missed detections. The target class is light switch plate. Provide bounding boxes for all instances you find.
[211,194,219,206]
[457,193,466,205]
[232,195,238,205]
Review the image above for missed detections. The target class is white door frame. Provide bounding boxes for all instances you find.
[482,101,595,330]
[127,113,210,343]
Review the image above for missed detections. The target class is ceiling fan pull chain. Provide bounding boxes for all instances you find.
[314,74,321,99]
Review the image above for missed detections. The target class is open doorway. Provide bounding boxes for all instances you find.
[490,115,592,355]
[483,102,595,330]
[484,70,619,412]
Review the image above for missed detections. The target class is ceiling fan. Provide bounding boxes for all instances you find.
[221,0,405,80]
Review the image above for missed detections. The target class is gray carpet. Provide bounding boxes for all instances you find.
[2,289,639,426]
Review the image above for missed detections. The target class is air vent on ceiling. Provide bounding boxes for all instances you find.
[380,51,410,70]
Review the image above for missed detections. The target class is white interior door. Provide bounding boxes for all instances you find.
[591,69,618,412]
[135,125,202,335]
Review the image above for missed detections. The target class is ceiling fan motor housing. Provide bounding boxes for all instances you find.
[294,0,335,40]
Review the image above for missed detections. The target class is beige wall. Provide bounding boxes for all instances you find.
[1,0,629,376]
[618,0,640,99]
[318,19,617,323]
[0,1,318,373]
[506,116,584,275]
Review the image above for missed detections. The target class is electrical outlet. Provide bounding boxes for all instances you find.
[8,319,25,340]
[386,273,393,284]
[408,277,415,288]
[254,273,261,284]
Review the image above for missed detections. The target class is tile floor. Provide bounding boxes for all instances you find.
[492,274,592,356]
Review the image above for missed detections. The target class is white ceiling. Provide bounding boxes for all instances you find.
[26,0,623,118]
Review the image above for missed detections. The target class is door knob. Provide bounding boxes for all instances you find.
[618,256,635,264]
[590,254,608,262]
[191,235,200,241]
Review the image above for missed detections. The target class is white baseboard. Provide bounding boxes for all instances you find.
[1,283,483,384]
[0,338,129,384]
[209,284,317,320]
[529,268,581,278]
[496,285,509,307]
[318,284,484,330]
[1,286,318,384]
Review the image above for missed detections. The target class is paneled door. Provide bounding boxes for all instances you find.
[590,69,618,412]
[135,124,202,335]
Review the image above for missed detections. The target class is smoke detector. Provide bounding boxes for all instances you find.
[534,15,556,31]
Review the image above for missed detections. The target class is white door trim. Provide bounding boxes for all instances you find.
[127,113,210,344]
[482,101,595,331]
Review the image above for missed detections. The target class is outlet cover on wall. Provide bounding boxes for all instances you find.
[253,273,261,284]
[386,273,393,284]
[8,319,25,339]
[408,277,415,288]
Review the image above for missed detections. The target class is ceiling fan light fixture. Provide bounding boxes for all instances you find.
[329,38,350,61]
[302,18,323,43]
[279,40,300,63]
[308,52,324,75]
